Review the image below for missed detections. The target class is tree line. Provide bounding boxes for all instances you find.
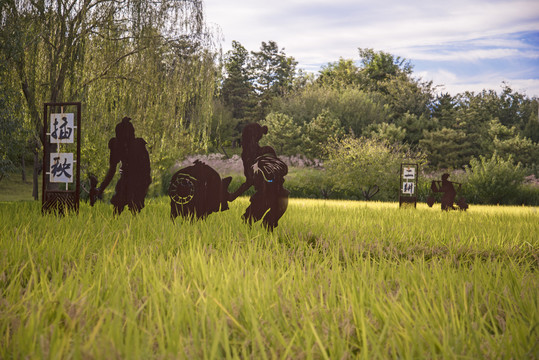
[1,0,538,199]
[217,44,539,168]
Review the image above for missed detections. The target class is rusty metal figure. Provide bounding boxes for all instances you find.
[427,173,468,211]
[168,160,232,221]
[229,123,289,230]
[90,117,151,215]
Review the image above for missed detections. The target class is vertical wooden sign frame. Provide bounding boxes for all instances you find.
[399,163,418,208]
[42,102,81,214]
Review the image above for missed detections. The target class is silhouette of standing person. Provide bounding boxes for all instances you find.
[440,173,456,211]
[229,123,289,230]
[95,117,151,215]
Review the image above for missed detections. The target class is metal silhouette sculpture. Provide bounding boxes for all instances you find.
[229,123,289,230]
[90,117,152,215]
[168,160,232,221]
[427,173,468,211]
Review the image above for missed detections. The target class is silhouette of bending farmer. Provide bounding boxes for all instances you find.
[92,117,151,215]
[229,123,289,230]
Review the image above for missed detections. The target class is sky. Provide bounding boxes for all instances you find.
[202,0,539,97]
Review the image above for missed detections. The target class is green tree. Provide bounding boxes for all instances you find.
[302,109,344,159]
[357,48,434,121]
[0,89,24,182]
[273,84,390,135]
[325,136,425,200]
[492,135,539,168]
[358,47,413,91]
[210,99,240,149]
[1,0,216,198]
[260,112,301,155]
[431,93,458,129]
[316,58,361,89]
[250,41,297,120]
[523,105,539,143]
[221,41,256,121]
[381,75,434,119]
[419,127,476,169]
[368,122,406,144]
[465,153,526,204]
[396,112,437,145]
[0,49,27,182]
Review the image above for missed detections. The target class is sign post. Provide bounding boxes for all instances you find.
[399,163,418,208]
[42,102,81,214]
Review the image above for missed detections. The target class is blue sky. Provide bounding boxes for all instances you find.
[203,0,539,97]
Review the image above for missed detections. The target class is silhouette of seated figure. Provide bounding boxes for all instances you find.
[229,123,289,230]
[94,117,151,215]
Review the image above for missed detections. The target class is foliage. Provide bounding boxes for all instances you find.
[1,0,218,197]
[378,74,434,119]
[464,153,526,204]
[316,58,362,89]
[395,112,437,145]
[523,111,539,143]
[221,41,256,121]
[273,84,390,135]
[301,109,344,159]
[260,112,301,155]
[250,41,297,120]
[325,136,426,200]
[367,122,406,144]
[0,65,26,182]
[210,99,241,149]
[419,127,477,169]
[358,48,413,88]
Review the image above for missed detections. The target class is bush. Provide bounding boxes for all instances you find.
[324,136,426,201]
[514,184,539,206]
[464,153,526,205]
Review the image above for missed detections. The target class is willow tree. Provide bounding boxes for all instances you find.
[1,0,218,198]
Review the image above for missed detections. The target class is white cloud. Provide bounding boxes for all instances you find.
[403,48,539,62]
[418,69,539,97]
[203,0,539,96]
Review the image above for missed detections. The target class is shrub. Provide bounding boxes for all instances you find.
[325,136,426,201]
[464,153,526,204]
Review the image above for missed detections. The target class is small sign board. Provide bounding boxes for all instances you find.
[42,103,81,214]
[399,163,418,208]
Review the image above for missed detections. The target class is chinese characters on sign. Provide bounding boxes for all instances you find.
[50,153,73,183]
[402,181,415,195]
[403,167,415,180]
[48,113,75,185]
[50,113,74,143]
[399,164,418,208]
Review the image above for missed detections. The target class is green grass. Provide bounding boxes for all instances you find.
[1,198,538,359]
[0,167,40,201]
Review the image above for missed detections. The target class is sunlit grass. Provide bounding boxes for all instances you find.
[1,198,538,358]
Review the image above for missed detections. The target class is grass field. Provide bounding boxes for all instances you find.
[0,198,538,359]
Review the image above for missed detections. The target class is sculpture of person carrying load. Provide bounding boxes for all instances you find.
[427,173,468,211]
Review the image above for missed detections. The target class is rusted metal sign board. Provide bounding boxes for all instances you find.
[42,102,81,214]
[399,163,418,208]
